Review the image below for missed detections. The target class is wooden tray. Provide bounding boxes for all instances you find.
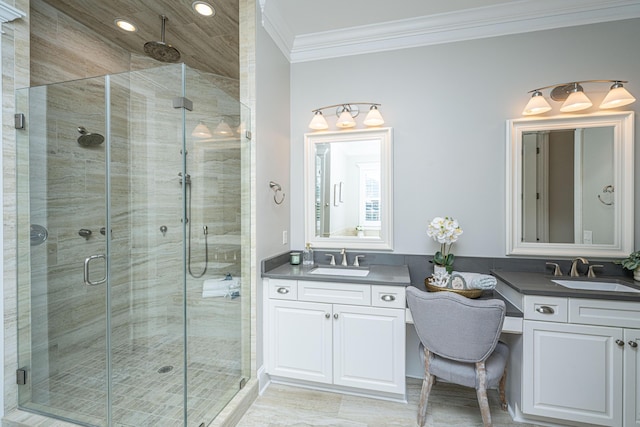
[425,278,483,299]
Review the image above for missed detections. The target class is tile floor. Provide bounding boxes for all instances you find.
[20,298,243,427]
[236,378,543,427]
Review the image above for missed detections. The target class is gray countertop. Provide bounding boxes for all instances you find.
[492,270,640,301]
[262,263,411,286]
[263,262,523,317]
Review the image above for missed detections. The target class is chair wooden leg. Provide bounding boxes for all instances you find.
[475,361,492,427]
[499,366,508,411]
[418,348,435,427]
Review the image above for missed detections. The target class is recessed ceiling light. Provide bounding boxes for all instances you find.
[192,1,215,17]
[115,19,137,32]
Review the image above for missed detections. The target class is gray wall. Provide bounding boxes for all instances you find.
[255,5,291,370]
[289,18,640,257]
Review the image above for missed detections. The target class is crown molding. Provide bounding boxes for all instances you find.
[262,0,640,63]
[0,1,25,23]
[260,0,293,62]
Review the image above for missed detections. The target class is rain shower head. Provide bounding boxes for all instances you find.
[77,126,104,146]
[144,15,181,63]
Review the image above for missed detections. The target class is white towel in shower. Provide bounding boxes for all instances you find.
[202,276,240,298]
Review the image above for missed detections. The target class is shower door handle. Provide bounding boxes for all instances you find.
[84,254,106,286]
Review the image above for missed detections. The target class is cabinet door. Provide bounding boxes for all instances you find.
[624,328,640,427]
[267,299,333,384]
[523,320,623,427]
[333,304,405,394]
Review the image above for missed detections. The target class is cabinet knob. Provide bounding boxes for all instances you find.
[535,306,554,314]
[381,294,395,302]
[276,287,289,294]
[616,339,625,347]
[629,340,638,348]
[325,313,330,319]
[333,313,339,320]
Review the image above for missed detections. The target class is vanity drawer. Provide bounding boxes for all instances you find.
[268,279,298,300]
[298,281,371,306]
[569,298,640,328]
[371,285,406,309]
[524,296,568,322]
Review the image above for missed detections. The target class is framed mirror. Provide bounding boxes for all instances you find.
[304,128,393,250]
[506,111,634,258]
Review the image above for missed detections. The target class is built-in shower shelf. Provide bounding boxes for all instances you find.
[209,262,236,269]
[208,235,241,245]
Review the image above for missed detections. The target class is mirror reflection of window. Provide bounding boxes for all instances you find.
[521,126,614,244]
[358,163,381,230]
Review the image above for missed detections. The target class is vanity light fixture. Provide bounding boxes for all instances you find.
[114,18,137,32]
[191,121,212,138]
[214,119,233,136]
[308,103,384,130]
[522,80,635,116]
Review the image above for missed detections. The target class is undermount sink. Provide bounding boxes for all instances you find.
[309,267,370,277]
[552,279,640,293]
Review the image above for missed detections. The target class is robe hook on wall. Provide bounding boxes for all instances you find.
[269,181,285,205]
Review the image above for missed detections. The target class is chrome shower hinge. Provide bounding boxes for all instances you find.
[14,113,25,129]
[172,97,193,111]
[245,130,252,140]
[16,368,26,385]
[239,377,247,389]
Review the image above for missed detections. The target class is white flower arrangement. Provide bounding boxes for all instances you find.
[427,216,463,272]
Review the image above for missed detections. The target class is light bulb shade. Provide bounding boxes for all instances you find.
[336,110,356,128]
[560,90,592,112]
[522,91,552,115]
[308,111,329,130]
[600,85,636,109]
[363,106,384,126]
[191,121,212,138]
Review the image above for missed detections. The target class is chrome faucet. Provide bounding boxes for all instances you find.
[546,262,563,276]
[340,248,348,266]
[326,254,336,265]
[353,255,365,267]
[588,264,603,278]
[570,257,589,277]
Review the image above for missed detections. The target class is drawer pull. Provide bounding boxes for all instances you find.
[629,341,638,348]
[535,306,555,314]
[276,287,289,294]
[616,339,625,347]
[381,294,395,302]
[334,313,339,320]
[325,313,330,319]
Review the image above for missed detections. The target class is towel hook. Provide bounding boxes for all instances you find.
[597,184,614,206]
[269,181,285,205]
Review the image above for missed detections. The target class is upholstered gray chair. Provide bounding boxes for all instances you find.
[406,286,509,427]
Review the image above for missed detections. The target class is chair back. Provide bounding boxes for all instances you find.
[406,286,506,363]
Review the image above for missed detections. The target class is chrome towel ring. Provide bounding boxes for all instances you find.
[269,181,285,205]
[598,184,614,206]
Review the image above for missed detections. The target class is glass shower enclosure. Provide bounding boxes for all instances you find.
[15,63,251,426]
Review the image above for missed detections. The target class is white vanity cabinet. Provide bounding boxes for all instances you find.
[265,278,406,399]
[522,296,640,426]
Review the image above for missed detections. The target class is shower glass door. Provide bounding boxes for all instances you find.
[16,64,250,426]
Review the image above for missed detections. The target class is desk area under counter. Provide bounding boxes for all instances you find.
[261,261,525,403]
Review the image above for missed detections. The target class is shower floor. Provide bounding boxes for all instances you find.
[25,297,243,427]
